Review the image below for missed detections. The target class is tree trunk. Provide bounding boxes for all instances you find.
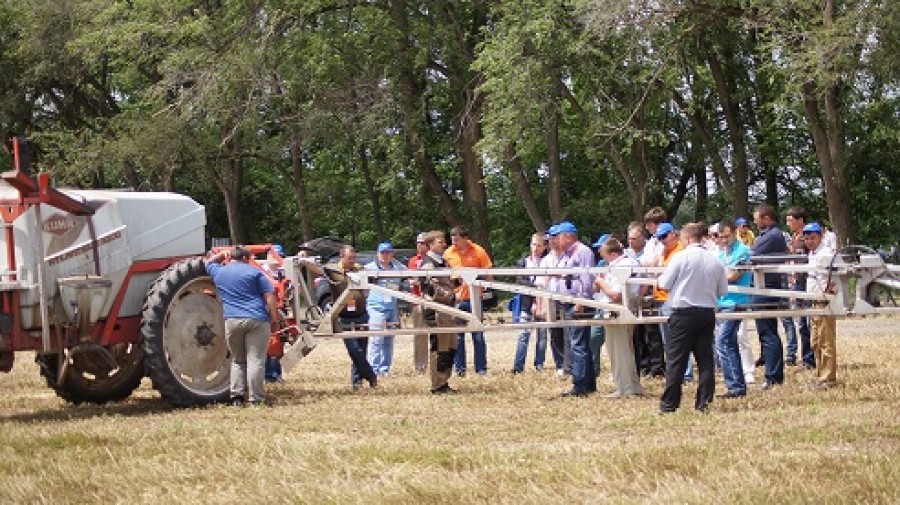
[390,0,460,228]
[287,129,314,241]
[802,81,853,245]
[706,49,749,218]
[505,144,546,232]
[212,155,245,245]
[359,143,384,241]
[546,99,563,222]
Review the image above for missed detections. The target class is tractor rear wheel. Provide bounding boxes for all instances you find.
[141,258,230,407]
[36,342,145,405]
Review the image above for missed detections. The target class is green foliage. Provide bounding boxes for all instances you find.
[1,0,897,258]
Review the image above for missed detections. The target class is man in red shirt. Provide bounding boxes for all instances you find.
[444,225,493,376]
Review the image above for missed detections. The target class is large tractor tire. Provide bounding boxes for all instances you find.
[141,258,230,407]
[35,342,146,405]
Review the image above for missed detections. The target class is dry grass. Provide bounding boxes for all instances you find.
[1,317,899,504]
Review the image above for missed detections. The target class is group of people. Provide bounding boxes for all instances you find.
[207,204,839,412]
[509,204,839,412]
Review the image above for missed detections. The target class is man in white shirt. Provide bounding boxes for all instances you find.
[656,223,728,413]
[803,223,838,389]
[594,238,643,397]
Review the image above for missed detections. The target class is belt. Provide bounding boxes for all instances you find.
[671,306,715,314]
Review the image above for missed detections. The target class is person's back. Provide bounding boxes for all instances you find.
[208,261,271,320]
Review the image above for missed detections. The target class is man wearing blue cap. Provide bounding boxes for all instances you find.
[365,242,407,377]
[554,221,598,396]
[803,223,838,389]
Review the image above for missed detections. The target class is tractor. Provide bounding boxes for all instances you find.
[0,137,300,407]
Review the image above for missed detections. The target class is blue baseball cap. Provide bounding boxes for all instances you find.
[272,244,285,256]
[547,224,561,236]
[802,222,823,234]
[555,221,578,235]
[735,217,748,226]
[592,233,611,248]
[377,242,394,253]
[655,222,675,238]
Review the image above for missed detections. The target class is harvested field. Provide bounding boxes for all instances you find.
[0,316,898,504]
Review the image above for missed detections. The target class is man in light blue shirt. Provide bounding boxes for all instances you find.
[366,242,407,376]
[715,220,752,398]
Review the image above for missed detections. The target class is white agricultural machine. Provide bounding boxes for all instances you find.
[0,140,312,407]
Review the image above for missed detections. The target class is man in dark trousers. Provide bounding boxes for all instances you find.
[207,246,280,406]
[752,203,790,389]
[656,223,728,413]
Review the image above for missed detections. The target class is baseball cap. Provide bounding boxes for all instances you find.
[272,244,285,256]
[547,224,561,236]
[416,232,427,243]
[377,242,394,253]
[592,233,611,248]
[802,222,823,234]
[735,217,747,226]
[655,222,675,238]
[556,221,577,235]
[708,223,719,236]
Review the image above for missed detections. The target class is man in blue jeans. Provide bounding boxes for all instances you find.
[552,222,597,397]
[511,233,548,373]
[751,204,789,389]
[785,206,815,368]
[444,225,493,376]
[714,220,752,397]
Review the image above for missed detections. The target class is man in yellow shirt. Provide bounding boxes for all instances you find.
[444,225,493,376]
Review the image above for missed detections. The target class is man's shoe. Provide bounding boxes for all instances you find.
[367,376,378,388]
[510,369,522,375]
[560,389,591,398]
[658,408,676,415]
[803,363,816,370]
[476,370,488,376]
[716,390,746,399]
[431,384,458,395]
[229,396,244,407]
[754,358,765,368]
[786,358,798,366]
[761,380,781,391]
[456,370,467,378]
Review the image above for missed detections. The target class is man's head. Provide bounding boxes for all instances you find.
[644,207,667,234]
[679,223,703,245]
[626,222,646,253]
[415,232,428,255]
[656,223,678,251]
[802,222,823,251]
[785,206,807,233]
[230,245,252,262]
[376,242,394,265]
[339,245,357,268]
[424,230,447,254]
[718,219,738,249]
[600,237,624,262]
[753,204,777,230]
[529,233,546,257]
[555,221,578,249]
[450,225,471,250]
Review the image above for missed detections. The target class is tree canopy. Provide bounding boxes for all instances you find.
[2,0,897,263]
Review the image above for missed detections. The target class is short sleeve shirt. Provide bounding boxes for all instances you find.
[206,261,274,321]
[444,242,492,301]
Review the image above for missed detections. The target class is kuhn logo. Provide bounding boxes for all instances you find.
[43,214,77,236]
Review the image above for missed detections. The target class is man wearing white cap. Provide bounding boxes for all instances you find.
[804,223,838,389]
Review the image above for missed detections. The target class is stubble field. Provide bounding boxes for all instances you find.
[0,317,898,504]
